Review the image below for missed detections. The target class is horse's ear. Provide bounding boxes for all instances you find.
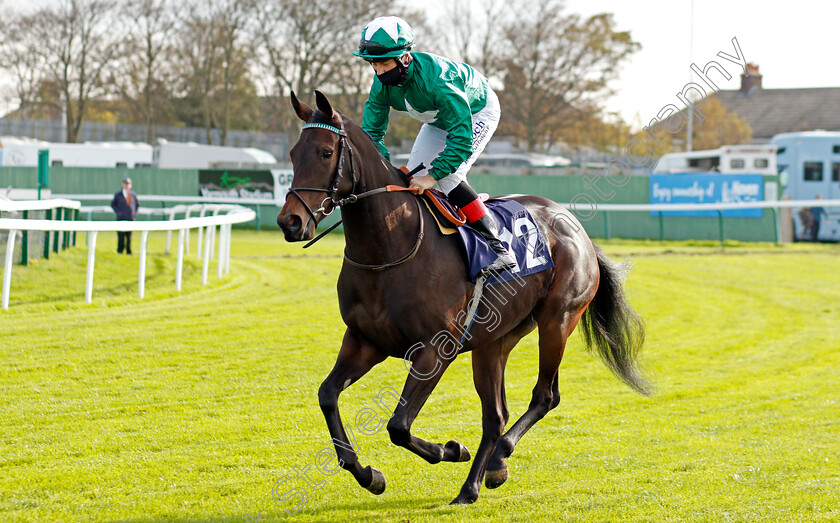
[314,90,334,120]
[290,91,313,122]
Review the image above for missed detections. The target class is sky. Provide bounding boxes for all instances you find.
[5,0,838,131]
[561,0,838,128]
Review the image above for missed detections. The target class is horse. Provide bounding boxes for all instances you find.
[277,91,652,505]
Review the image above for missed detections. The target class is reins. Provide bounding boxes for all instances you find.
[292,120,426,270]
[342,197,425,271]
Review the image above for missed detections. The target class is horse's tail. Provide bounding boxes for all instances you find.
[580,244,654,396]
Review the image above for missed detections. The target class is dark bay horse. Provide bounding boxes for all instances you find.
[277,91,652,505]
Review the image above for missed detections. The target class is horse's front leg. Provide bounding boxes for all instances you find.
[387,345,471,465]
[319,330,388,494]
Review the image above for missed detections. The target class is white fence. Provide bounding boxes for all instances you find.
[79,203,255,258]
[0,197,81,213]
[1,201,255,309]
[55,193,282,231]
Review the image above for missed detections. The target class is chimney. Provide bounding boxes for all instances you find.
[740,63,762,94]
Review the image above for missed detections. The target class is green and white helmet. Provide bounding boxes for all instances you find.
[353,16,414,60]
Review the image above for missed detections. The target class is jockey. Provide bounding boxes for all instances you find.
[354,16,516,272]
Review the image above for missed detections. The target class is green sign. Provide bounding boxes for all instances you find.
[199,170,275,201]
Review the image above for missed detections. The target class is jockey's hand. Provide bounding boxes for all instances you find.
[409,174,437,195]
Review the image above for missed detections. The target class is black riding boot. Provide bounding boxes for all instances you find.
[471,214,517,272]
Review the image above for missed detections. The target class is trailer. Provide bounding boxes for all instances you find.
[771,131,840,240]
[654,144,777,175]
[0,136,153,167]
[153,139,277,169]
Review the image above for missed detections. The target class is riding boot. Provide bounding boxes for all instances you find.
[471,214,517,272]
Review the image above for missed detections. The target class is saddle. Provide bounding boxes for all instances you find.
[398,166,488,234]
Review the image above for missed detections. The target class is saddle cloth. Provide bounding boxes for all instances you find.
[440,198,554,284]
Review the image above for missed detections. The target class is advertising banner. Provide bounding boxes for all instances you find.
[650,174,764,217]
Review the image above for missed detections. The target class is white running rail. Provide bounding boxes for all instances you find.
[1,202,255,309]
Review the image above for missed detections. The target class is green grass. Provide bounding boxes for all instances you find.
[1,231,839,522]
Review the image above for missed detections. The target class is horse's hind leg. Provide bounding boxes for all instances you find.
[319,330,388,494]
[484,310,582,489]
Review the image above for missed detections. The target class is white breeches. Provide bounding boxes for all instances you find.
[406,88,500,195]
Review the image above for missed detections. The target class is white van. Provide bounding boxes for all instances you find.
[654,145,777,175]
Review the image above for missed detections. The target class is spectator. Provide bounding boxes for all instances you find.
[110,178,139,254]
[798,207,814,240]
[809,194,827,241]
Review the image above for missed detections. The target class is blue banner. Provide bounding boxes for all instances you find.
[650,174,764,217]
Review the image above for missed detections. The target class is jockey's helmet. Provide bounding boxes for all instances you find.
[353,16,414,61]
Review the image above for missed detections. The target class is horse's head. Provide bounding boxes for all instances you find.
[278,91,357,242]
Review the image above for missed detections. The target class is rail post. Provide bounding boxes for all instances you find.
[20,211,28,266]
[3,230,17,309]
[43,209,52,259]
[85,231,98,304]
[176,229,185,291]
[72,209,79,246]
[53,208,61,253]
[138,230,149,298]
[604,211,611,240]
[658,211,664,241]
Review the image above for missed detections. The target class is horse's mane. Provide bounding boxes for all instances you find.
[309,108,407,185]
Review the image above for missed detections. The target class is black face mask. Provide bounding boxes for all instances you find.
[377,61,407,86]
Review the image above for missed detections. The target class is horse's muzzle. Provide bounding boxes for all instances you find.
[278,212,315,242]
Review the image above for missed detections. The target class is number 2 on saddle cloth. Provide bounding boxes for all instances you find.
[398,166,554,286]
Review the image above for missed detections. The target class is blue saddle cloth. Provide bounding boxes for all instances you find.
[457,199,554,284]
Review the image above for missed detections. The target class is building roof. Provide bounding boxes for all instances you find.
[715,86,840,142]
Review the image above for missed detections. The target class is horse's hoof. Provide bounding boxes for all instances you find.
[444,440,471,462]
[449,492,478,505]
[485,465,509,489]
[365,467,386,495]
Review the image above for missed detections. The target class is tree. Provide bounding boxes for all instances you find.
[498,0,639,151]
[554,106,632,153]
[27,0,121,142]
[112,0,178,143]
[172,0,258,144]
[648,96,753,153]
[217,0,259,144]
[431,0,508,81]
[0,13,52,119]
[253,0,407,139]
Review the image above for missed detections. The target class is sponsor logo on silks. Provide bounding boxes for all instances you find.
[472,121,490,146]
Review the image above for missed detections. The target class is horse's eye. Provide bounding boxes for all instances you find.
[321,150,333,160]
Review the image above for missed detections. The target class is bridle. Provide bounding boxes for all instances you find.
[287,118,425,271]
[285,121,358,225]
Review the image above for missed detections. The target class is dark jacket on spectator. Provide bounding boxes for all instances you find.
[111,190,139,220]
